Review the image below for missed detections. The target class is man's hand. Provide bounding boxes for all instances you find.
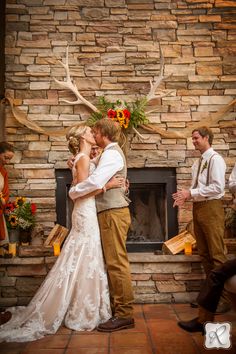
[106,175,125,190]
[172,189,191,207]
[67,156,75,170]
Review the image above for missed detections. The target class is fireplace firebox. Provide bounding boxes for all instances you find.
[56,168,178,252]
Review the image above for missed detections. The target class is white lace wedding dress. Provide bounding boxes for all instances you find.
[0,153,111,342]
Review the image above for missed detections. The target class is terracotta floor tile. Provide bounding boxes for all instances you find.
[154,334,199,354]
[24,335,70,350]
[0,341,27,354]
[1,304,235,354]
[147,319,184,335]
[71,329,101,335]
[110,346,153,354]
[143,304,177,320]
[133,304,145,319]
[65,349,108,354]
[110,332,149,347]
[127,318,148,332]
[68,334,109,348]
[21,350,65,354]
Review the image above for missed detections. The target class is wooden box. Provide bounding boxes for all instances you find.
[162,230,196,255]
[44,224,69,247]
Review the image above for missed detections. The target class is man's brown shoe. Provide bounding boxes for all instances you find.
[215,301,231,314]
[97,317,135,332]
[178,317,204,334]
[0,311,12,325]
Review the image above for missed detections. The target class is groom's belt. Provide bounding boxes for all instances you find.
[97,206,129,214]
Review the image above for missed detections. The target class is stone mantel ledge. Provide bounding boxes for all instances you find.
[0,256,57,265]
[128,253,201,263]
[2,249,234,265]
[0,249,202,265]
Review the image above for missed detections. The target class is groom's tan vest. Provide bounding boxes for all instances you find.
[96,144,130,213]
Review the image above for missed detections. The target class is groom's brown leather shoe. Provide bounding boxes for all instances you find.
[97,317,135,332]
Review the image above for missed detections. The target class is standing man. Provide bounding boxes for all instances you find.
[172,126,229,312]
[69,118,134,332]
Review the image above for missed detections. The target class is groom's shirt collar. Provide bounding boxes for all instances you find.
[104,142,118,151]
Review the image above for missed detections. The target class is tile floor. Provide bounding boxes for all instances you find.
[1,304,236,354]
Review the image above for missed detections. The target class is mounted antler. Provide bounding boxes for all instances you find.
[6,44,235,139]
[53,47,98,113]
[146,42,173,110]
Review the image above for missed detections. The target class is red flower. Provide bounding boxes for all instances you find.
[107,109,117,118]
[31,203,37,214]
[5,202,16,213]
[123,109,131,119]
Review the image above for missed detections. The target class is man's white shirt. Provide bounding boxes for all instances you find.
[190,147,226,201]
[229,162,236,194]
[69,142,123,200]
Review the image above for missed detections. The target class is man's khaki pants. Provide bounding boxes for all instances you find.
[98,207,134,319]
[193,199,230,305]
[193,199,227,275]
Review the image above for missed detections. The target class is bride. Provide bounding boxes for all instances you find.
[0,124,122,342]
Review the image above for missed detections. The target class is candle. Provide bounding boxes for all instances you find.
[184,241,192,255]
[9,243,17,257]
[53,242,60,256]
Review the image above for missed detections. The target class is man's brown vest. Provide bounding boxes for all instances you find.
[95,144,130,213]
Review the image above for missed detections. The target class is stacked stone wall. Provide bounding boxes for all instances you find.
[4,0,236,233]
[0,250,205,307]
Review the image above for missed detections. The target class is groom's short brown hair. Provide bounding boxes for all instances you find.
[94,118,121,142]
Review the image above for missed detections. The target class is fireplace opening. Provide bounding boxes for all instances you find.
[56,167,178,252]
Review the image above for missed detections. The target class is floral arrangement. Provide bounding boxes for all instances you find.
[4,197,37,231]
[107,108,131,129]
[87,96,149,130]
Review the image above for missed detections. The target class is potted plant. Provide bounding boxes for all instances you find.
[4,197,37,244]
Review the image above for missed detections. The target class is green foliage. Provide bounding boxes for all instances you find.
[126,98,149,128]
[16,202,36,230]
[86,96,149,129]
[4,198,37,231]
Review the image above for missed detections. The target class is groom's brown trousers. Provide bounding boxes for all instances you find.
[98,207,134,319]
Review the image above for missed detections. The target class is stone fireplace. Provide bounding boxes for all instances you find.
[56,167,178,252]
[2,0,235,242]
[1,0,235,308]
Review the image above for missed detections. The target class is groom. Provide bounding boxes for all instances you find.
[69,118,134,332]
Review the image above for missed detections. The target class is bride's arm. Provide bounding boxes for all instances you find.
[79,175,125,199]
[72,155,90,186]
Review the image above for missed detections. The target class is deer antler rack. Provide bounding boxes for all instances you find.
[146,42,173,105]
[53,47,98,113]
[6,45,236,140]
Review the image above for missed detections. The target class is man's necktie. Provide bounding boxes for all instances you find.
[192,157,203,189]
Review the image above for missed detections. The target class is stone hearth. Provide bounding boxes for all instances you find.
[0,247,205,307]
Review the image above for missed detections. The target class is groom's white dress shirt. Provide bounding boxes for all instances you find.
[69,142,123,201]
[190,147,226,202]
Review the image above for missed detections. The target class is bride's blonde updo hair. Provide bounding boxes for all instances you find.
[66,123,88,155]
